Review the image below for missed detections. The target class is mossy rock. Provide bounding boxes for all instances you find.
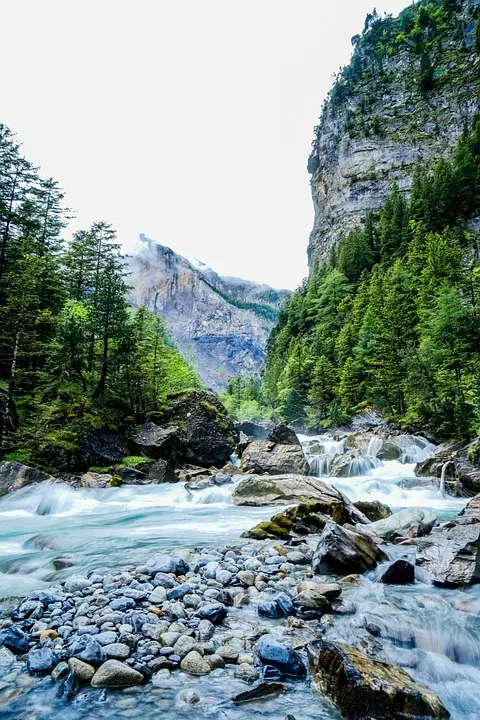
[242,500,345,540]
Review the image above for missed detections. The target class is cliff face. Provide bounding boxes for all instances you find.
[130,237,290,391]
[308,0,480,267]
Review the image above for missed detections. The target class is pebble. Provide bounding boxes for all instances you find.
[180,650,211,675]
[68,657,95,681]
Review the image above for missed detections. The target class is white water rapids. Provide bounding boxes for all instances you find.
[0,432,478,719]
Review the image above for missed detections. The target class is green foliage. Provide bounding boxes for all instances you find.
[221,375,274,422]
[264,116,480,439]
[204,280,279,322]
[0,123,202,461]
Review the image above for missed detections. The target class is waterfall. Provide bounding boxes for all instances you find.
[367,435,383,457]
[309,454,332,477]
[439,461,454,494]
[347,456,380,477]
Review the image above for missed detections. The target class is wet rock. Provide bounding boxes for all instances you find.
[67,636,106,665]
[258,593,293,618]
[80,471,114,488]
[173,635,199,658]
[415,523,480,587]
[380,560,415,584]
[232,682,285,704]
[377,435,434,463]
[0,626,30,653]
[234,475,359,508]
[363,507,437,540]
[27,647,59,674]
[158,390,238,467]
[103,642,131,659]
[197,619,215,642]
[146,554,177,575]
[51,661,69,680]
[241,434,309,476]
[234,663,259,682]
[176,689,200,705]
[313,522,388,574]
[133,423,185,463]
[256,635,306,678]
[95,631,118,646]
[197,603,227,624]
[0,646,16,666]
[0,461,54,498]
[293,589,329,611]
[297,581,342,600]
[180,650,211,675]
[207,654,225,669]
[237,570,255,586]
[216,645,239,663]
[354,500,392,522]
[68,657,95,681]
[307,639,450,719]
[110,596,135,611]
[64,575,91,593]
[91,659,144,687]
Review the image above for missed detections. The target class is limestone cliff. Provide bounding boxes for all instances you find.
[130,237,290,391]
[308,0,480,267]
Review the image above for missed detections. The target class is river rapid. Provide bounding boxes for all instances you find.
[0,432,479,719]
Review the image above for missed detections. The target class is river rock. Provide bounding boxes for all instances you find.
[0,626,30,653]
[158,390,238,467]
[258,593,293,618]
[67,636,105,665]
[234,474,369,514]
[380,560,415,584]
[91,659,144,687]
[232,682,285,703]
[313,522,388,574]
[307,640,450,719]
[27,647,59,674]
[414,523,480,587]
[68,657,95,681]
[242,495,368,540]
[216,645,239,663]
[293,589,330,610]
[80,471,114,488]
[234,663,259,681]
[0,461,54,498]
[180,650,211,675]
[256,635,306,678]
[354,500,392,522]
[363,507,437,540]
[196,603,227,624]
[297,581,342,600]
[241,437,309,476]
[103,643,131,659]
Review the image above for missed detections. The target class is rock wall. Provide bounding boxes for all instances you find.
[130,237,290,390]
[307,0,480,267]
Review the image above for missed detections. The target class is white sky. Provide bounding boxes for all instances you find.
[1,0,409,290]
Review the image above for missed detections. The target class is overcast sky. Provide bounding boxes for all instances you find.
[2,0,408,290]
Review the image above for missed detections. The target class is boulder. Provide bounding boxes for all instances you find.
[460,493,480,523]
[354,500,391,522]
[27,647,59,674]
[159,390,238,467]
[380,560,415,584]
[242,492,369,540]
[80,471,115,488]
[258,593,293,618]
[313,522,388,574]
[267,424,300,446]
[241,440,308,476]
[256,635,306,678]
[0,462,55,498]
[91,660,144,687]
[414,523,480,587]
[307,640,449,719]
[234,474,369,516]
[133,423,185,463]
[77,430,130,472]
[363,507,437,541]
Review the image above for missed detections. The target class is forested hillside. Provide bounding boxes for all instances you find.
[262,116,480,439]
[0,124,200,467]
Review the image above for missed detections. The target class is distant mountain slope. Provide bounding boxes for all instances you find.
[130,236,290,390]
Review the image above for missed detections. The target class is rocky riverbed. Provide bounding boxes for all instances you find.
[0,424,480,719]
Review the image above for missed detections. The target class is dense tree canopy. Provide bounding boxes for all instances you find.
[258,116,480,440]
[0,124,201,466]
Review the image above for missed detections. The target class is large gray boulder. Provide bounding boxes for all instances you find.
[233,474,362,510]
[312,522,388,574]
[241,429,308,475]
[0,462,54,498]
[414,523,480,587]
[133,423,185,463]
[361,507,437,541]
[307,640,450,719]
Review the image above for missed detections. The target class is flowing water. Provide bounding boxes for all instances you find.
[0,433,479,719]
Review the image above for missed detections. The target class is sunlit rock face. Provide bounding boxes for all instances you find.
[307,0,480,267]
[130,236,290,390]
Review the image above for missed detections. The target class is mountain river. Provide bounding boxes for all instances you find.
[0,433,478,719]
